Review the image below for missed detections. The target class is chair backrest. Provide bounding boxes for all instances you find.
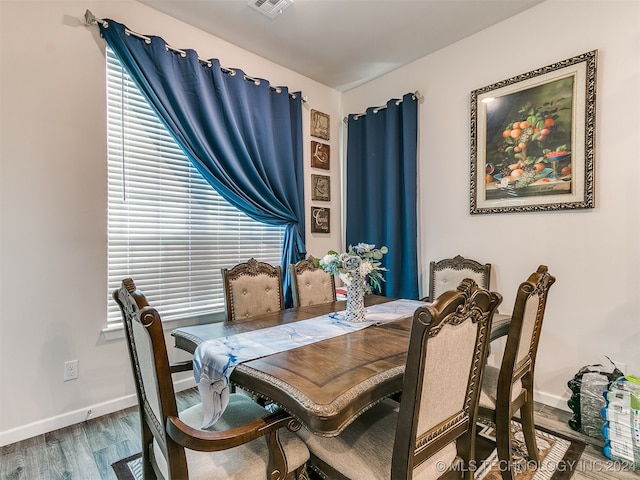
[222,258,285,322]
[498,265,556,408]
[113,278,189,479]
[115,279,306,480]
[391,279,502,479]
[427,255,492,302]
[289,255,337,307]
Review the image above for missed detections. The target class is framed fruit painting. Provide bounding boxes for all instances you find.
[470,50,597,214]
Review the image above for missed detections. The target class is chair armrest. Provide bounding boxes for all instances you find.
[166,408,296,451]
[169,360,193,373]
[489,313,511,342]
[166,409,298,478]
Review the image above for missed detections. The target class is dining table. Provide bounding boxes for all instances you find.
[171,295,511,437]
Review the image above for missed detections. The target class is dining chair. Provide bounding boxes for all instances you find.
[113,278,310,480]
[222,257,285,322]
[297,278,503,480]
[477,265,556,480]
[422,255,492,302]
[289,255,337,307]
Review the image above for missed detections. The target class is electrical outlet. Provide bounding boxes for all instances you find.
[612,360,627,374]
[64,360,78,381]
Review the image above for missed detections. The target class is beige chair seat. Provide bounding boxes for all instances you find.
[153,395,309,480]
[478,365,523,410]
[298,399,457,480]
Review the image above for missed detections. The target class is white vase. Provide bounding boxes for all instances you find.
[345,273,366,322]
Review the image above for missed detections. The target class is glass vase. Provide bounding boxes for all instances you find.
[345,273,366,322]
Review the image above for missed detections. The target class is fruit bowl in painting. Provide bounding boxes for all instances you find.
[535,167,553,180]
[545,151,571,162]
[492,167,552,184]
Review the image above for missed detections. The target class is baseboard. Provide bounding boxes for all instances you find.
[1,379,566,448]
[534,390,571,412]
[0,377,197,447]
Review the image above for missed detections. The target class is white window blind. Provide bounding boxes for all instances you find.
[107,47,285,325]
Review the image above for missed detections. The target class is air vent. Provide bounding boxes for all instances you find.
[248,0,293,19]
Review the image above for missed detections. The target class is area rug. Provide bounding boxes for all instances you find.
[112,421,586,480]
[474,419,586,480]
[111,452,142,480]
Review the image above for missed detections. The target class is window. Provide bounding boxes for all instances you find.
[106,47,285,326]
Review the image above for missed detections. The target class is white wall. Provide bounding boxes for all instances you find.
[2,0,639,447]
[343,0,640,409]
[0,0,342,446]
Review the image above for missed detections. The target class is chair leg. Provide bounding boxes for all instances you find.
[455,431,474,480]
[520,398,540,463]
[494,414,514,480]
[141,425,157,479]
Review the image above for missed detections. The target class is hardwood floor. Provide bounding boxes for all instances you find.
[1,390,637,479]
[0,388,200,480]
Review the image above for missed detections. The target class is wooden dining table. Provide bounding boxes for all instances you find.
[172,296,511,437]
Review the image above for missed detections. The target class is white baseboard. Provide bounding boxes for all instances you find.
[0,377,196,447]
[1,379,567,447]
[534,390,571,412]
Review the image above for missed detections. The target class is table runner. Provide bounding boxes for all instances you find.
[194,299,426,428]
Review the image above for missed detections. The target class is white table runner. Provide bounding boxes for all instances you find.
[193,299,426,428]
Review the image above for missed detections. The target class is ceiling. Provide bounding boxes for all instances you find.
[137,0,544,92]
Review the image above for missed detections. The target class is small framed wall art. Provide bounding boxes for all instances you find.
[311,141,330,170]
[311,207,330,233]
[310,109,330,140]
[311,174,330,201]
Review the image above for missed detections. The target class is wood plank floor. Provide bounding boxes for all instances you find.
[0,388,200,480]
[1,389,637,479]
[532,402,639,480]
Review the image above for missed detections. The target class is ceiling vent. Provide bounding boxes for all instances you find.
[248,0,293,19]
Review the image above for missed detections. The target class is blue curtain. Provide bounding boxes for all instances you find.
[99,19,305,306]
[346,93,418,299]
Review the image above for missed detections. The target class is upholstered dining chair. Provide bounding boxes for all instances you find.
[222,257,285,322]
[289,255,337,307]
[422,255,492,303]
[477,265,556,480]
[297,279,503,480]
[113,278,310,480]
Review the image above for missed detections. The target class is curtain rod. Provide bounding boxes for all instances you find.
[84,10,308,102]
[343,91,422,123]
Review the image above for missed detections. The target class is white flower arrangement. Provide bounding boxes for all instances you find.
[317,243,388,293]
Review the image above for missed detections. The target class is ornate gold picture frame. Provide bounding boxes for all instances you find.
[470,50,597,214]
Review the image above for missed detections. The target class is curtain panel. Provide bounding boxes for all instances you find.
[98,19,306,306]
[346,93,419,299]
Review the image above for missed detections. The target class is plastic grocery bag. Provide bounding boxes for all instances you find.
[567,357,624,439]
